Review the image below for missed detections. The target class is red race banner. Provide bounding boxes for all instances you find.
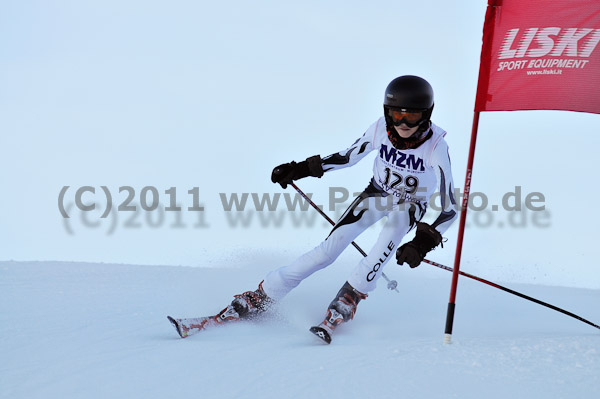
[475,0,600,114]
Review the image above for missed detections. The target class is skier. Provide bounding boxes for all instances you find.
[168,76,459,343]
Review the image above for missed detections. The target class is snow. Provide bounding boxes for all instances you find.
[1,258,598,399]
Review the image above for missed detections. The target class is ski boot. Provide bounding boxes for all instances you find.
[229,280,274,319]
[310,281,367,344]
[168,281,273,338]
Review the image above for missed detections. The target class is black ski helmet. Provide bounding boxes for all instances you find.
[383,75,435,150]
[383,75,434,125]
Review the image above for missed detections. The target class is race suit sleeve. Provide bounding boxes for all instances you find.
[429,140,459,235]
[321,120,379,173]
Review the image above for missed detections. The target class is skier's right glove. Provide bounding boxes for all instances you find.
[396,222,443,268]
[271,155,324,189]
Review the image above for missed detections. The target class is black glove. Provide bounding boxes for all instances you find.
[271,155,324,189]
[396,222,442,268]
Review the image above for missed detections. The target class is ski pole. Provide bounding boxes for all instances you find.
[291,183,600,331]
[289,182,399,292]
[422,258,600,331]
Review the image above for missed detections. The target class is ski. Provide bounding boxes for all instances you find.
[309,325,332,344]
[167,304,240,338]
[167,316,215,338]
[309,307,350,344]
[168,282,277,338]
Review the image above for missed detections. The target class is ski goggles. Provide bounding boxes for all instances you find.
[387,108,425,128]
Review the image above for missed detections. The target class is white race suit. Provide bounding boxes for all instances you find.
[262,117,458,299]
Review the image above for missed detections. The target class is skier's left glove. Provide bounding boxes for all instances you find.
[396,222,442,268]
[271,155,324,189]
